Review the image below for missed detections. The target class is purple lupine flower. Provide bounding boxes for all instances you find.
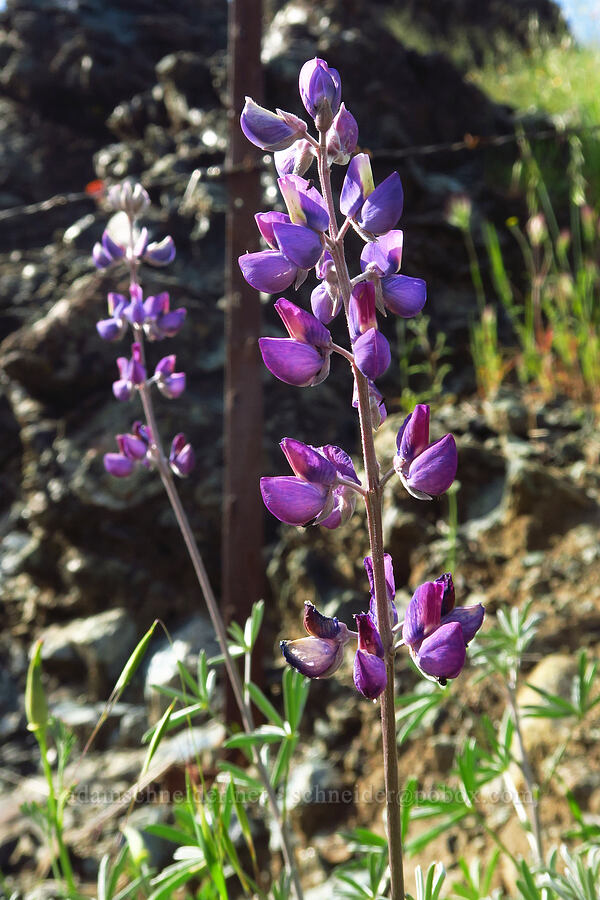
[240,98,307,151]
[113,343,146,401]
[340,154,404,236]
[311,281,342,324]
[238,249,299,294]
[260,438,360,527]
[104,421,152,477]
[97,292,128,341]
[123,283,146,326]
[327,103,358,165]
[402,574,484,682]
[154,355,186,399]
[169,433,195,477]
[274,139,315,177]
[144,235,176,267]
[298,58,342,123]
[361,231,426,318]
[92,228,126,269]
[259,298,332,387]
[393,404,457,499]
[143,291,186,341]
[352,377,387,428]
[348,282,391,380]
[353,613,387,700]
[278,175,329,233]
[364,553,398,629]
[281,601,351,678]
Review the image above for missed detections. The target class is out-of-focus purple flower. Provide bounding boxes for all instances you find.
[169,433,195,477]
[393,404,457,499]
[106,182,150,217]
[261,439,360,527]
[364,553,398,629]
[240,98,307,151]
[298,58,342,124]
[274,139,315,177]
[281,601,350,678]
[353,613,387,700]
[143,291,187,341]
[97,292,128,341]
[327,103,358,165]
[104,421,152,477]
[352,377,387,429]
[278,175,329,233]
[144,236,176,267]
[340,154,404,236]
[113,343,146,401]
[154,355,186,399]
[92,228,127,269]
[348,282,391,380]
[360,231,426,318]
[259,298,332,387]
[123,283,146,325]
[402,574,484,682]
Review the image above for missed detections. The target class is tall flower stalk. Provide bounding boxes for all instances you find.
[93,183,304,900]
[240,58,483,897]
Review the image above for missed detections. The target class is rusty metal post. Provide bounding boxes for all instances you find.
[223,0,264,723]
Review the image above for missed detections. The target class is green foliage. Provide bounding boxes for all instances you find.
[397,314,453,408]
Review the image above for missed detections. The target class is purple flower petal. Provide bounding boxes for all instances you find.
[144,235,176,266]
[358,172,404,235]
[356,612,384,657]
[353,328,391,380]
[156,308,186,339]
[273,222,323,270]
[327,103,358,164]
[278,175,329,232]
[259,337,327,386]
[436,573,455,616]
[281,636,344,678]
[104,453,135,478]
[240,98,305,151]
[97,318,126,341]
[92,243,113,269]
[274,298,332,349]
[381,274,427,318]
[255,211,291,249]
[118,433,148,461]
[298,57,342,119]
[158,372,186,399]
[239,250,297,293]
[442,604,485,645]
[310,282,341,324]
[407,434,458,496]
[260,476,329,525]
[360,230,404,277]
[353,650,387,700]
[349,282,377,339]
[317,484,356,529]
[397,404,430,466]
[280,438,337,485]
[274,140,315,177]
[303,601,342,639]
[340,153,374,218]
[317,444,359,482]
[416,621,466,680]
[402,580,444,649]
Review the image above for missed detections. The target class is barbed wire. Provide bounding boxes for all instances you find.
[0,119,598,225]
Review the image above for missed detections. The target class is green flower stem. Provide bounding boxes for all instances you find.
[37,730,79,898]
[317,129,405,900]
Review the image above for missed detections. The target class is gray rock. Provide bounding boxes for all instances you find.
[40,608,137,697]
[286,747,349,837]
[517,653,579,756]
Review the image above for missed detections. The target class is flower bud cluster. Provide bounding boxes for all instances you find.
[92,181,195,480]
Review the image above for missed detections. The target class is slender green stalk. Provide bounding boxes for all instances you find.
[125,227,304,900]
[317,131,405,900]
[38,731,79,898]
